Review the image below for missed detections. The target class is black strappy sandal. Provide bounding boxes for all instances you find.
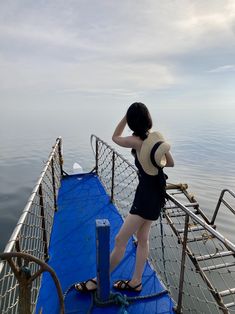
[75,279,97,293]
[113,279,142,292]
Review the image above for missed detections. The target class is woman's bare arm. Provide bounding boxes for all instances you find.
[112,116,141,149]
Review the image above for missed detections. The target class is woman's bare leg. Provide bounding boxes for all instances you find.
[110,214,145,273]
[77,214,145,291]
[129,220,152,288]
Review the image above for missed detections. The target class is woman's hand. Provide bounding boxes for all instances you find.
[112,116,142,150]
[112,115,127,140]
[165,151,174,167]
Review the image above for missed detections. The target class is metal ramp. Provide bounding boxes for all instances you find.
[163,184,235,313]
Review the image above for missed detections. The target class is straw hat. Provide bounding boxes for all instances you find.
[137,132,170,175]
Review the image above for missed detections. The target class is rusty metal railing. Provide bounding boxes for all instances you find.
[0,137,64,314]
[211,189,235,225]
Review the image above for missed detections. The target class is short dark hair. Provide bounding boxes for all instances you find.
[126,102,152,140]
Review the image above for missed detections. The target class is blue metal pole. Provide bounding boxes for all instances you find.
[96,219,110,301]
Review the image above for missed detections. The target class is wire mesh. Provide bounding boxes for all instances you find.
[0,137,63,314]
[91,135,235,314]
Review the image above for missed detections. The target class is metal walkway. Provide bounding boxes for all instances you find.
[162,184,235,313]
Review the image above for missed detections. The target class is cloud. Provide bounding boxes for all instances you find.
[0,57,176,97]
[208,65,235,73]
[0,0,235,96]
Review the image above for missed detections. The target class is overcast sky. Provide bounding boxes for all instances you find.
[0,0,235,108]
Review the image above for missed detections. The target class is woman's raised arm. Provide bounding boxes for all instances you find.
[112,116,141,149]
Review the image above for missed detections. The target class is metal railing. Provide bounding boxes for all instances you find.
[211,189,235,225]
[91,134,235,314]
[0,137,64,314]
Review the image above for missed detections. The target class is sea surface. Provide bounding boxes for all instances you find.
[0,102,235,251]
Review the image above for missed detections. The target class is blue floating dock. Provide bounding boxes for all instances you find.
[36,173,175,314]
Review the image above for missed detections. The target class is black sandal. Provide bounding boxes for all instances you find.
[113,280,142,292]
[75,279,97,293]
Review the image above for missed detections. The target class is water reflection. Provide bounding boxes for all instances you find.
[0,102,235,251]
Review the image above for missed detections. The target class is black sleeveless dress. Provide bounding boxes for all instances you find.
[129,150,167,221]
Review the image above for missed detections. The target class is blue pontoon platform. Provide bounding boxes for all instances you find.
[2,137,235,313]
[36,173,175,314]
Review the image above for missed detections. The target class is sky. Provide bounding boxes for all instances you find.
[0,0,235,109]
[1,0,235,253]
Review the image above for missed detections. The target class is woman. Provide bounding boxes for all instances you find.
[76,102,174,293]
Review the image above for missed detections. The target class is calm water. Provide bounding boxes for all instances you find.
[0,102,235,251]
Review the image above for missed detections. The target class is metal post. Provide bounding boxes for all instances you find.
[15,237,33,314]
[51,158,57,212]
[96,219,110,302]
[58,138,63,177]
[95,139,99,174]
[210,189,235,225]
[18,266,32,314]
[39,184,49,261]
[111,151,115,202]
[176,214,189,313]
[15,237,22,268]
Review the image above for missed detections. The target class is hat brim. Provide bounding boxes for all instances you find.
[138,132,170,175]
